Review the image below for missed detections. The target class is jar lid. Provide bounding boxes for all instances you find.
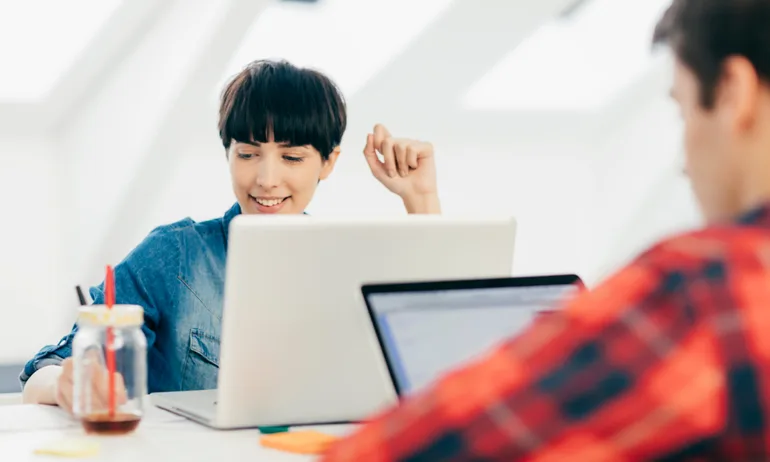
[77,305,144,327]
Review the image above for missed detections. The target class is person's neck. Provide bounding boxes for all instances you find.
[738,140,770,216]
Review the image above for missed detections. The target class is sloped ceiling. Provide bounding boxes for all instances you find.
[0,0,673,144]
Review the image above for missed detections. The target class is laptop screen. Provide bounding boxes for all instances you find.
[364,277,581,395]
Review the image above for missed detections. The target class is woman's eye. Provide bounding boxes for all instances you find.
[237,152,255,159]
[284,156,303,163]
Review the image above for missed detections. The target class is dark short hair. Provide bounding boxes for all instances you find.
[653,0,770,108]
[218,59,347,160]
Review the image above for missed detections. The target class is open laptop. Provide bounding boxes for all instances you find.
[361,274,583,396]
[151,214,517,429]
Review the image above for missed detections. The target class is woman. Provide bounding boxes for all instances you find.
[20,59,440,412]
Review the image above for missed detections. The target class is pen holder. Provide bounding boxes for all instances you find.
[72,305,147,435]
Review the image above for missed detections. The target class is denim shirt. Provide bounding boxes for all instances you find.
[21,202,243,393]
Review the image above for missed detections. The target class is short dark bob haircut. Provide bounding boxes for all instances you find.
[218,59,347,160]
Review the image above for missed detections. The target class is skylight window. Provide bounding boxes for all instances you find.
[218,0,455,99]
[463,0,672,112]
[0,0,123,102]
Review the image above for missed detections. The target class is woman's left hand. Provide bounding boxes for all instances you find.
[363,124,441,214]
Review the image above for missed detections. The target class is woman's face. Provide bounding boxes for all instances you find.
[228,136,339,215]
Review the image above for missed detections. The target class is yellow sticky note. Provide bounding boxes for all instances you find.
[34,438,100,458]
[260,430,340,455]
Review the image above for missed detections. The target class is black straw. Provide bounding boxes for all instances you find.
[76,285,87,306]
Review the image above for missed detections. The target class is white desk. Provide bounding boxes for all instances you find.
[0,404,355,461]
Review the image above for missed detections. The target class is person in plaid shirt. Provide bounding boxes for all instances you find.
[322,0,770,460]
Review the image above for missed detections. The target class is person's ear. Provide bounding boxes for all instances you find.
[718,55,760,133]
[319,146,341,181]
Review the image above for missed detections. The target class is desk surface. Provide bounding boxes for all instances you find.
[0,404,355,461]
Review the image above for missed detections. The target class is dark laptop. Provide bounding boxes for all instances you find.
[361,274,584,396]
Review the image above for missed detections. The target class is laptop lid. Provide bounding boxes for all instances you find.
[362,274,584,396]
[214,215,518,427]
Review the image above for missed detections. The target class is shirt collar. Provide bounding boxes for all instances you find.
[736,202,770,227]
[222,202,242,244]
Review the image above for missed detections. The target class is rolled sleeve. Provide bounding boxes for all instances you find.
[19,330,76,389]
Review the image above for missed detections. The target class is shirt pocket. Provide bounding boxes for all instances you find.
[181,328,220,391]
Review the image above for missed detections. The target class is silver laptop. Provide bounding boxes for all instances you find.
[362,274,584,396]
[152,214,517,429]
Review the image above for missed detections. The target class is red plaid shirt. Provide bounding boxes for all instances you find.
[323,204,770,461]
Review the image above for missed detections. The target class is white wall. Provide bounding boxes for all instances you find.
[0,137,70,363]
[588,73,701,279]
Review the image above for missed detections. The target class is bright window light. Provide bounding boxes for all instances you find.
[463,0,672,112]
[217,0,455,100]
[0,0,123,102]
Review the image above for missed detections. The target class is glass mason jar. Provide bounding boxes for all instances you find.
[72,304,147,435]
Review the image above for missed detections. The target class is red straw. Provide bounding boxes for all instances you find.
[105,265,116,417]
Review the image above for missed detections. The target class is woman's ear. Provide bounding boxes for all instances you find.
[319,146,341,181]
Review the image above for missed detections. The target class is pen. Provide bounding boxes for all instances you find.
[76,285,87,306]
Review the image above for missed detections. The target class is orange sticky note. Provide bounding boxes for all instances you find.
[260,430,340,455]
